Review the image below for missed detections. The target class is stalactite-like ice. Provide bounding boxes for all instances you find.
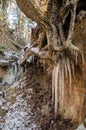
[32,55,34,66]
[75,51,78,65]
[71,60,75,78]
[54,63,59,114]
[52,65,55,103]
[64,57,68,79]
[81,53,85,66]
[67,58,72,95]
[58,63,62,106]
[52,48,85,114]
[61,60,65,108]
[52,56,76,113]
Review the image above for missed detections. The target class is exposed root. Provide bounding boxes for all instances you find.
[67,5,77,41]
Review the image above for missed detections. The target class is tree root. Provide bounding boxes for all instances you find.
[19,0,85,66]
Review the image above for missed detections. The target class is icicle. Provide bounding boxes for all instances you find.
[58,62,62,106]
[81,52,85,71]
[32,55,34,66]
[67,58,72,95]
[52,65,55,104]
[64,58,68,78]
[61,60,65,108]
[54,63,59,115]
[75,51,78,65]
[71,60,75,79]
[81,52,85,66]
[43,60,46,72]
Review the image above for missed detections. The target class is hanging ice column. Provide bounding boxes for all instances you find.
[52,56,77,114]
[52,63,60,114]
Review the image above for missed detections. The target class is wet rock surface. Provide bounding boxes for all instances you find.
[0,60,9,67]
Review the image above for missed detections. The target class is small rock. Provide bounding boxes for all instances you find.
[1,106,8,111]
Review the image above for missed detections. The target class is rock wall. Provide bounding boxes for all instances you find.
[58,17,86,123]
[59,70,84,123]
[16,0,86,123]
[30,17,86,123]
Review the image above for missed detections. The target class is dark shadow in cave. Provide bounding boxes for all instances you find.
[63,0,86,38]
[76,0,86,15]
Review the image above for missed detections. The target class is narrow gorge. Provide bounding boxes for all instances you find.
[0,0,86,130]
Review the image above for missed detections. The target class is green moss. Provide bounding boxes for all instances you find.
[0,11,5,21]
[6,88,16,97]
[0,45,5,49]
[7,96,16,102]
[0,45,5,52]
